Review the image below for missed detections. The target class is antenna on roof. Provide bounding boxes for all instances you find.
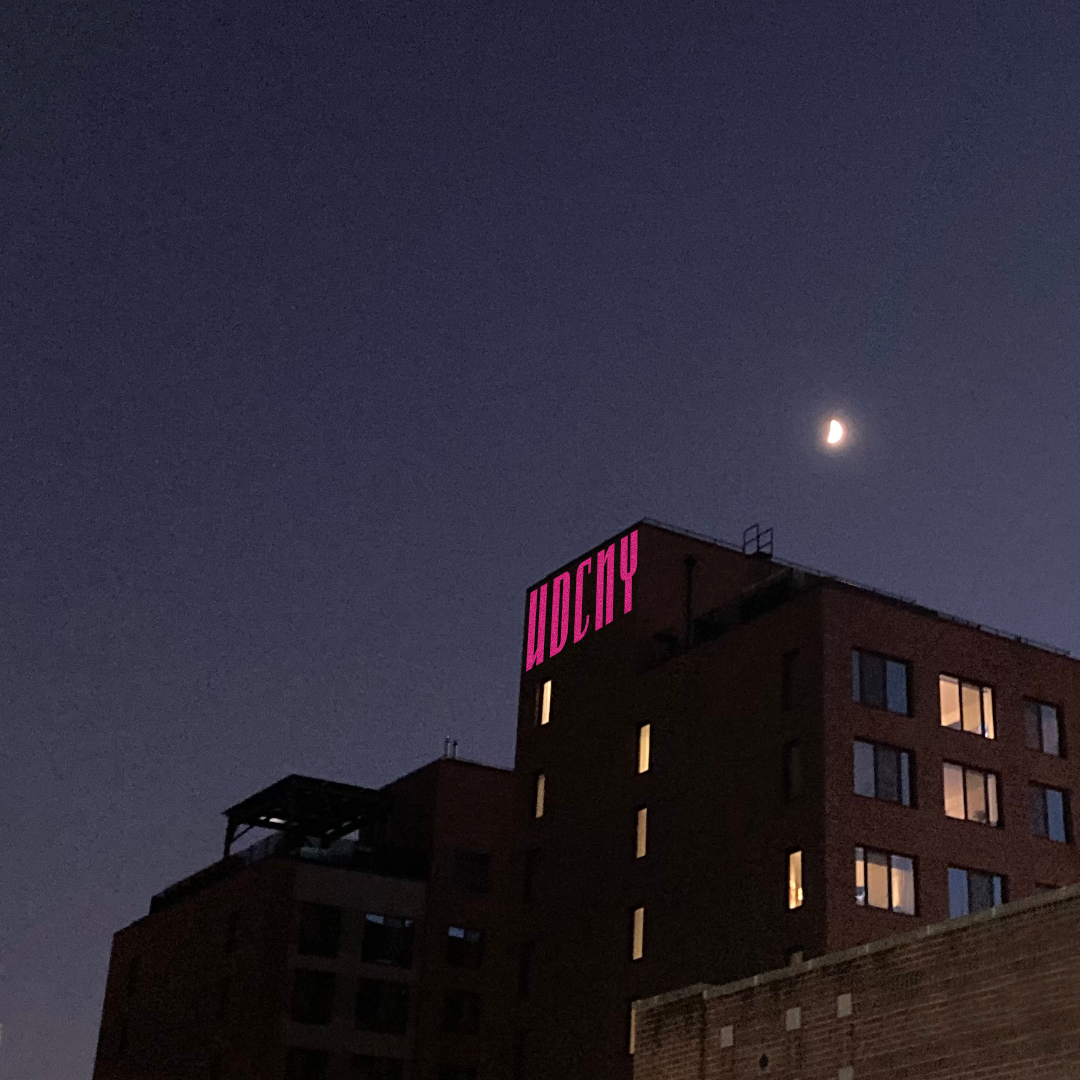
[443,738,459,759]
[742,523,773,557]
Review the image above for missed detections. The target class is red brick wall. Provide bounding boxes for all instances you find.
[635,884,1080,1080]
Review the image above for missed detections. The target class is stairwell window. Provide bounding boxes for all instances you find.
[631,906,645,960]
[533,773,545,819]
[535,680,552,726]
[637,724,651,774]
[787,850,804,909]
[635,808,648,859]
[940,675,995,738]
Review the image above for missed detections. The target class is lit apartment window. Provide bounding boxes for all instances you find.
[943,763,1000,826]
[535,679,552,726]
[787,850,804,909]
[1025,700,1062,756]
[853,741,912,806]
[635,807,648,859]
[852,650,909,715]
[631,906,645,960]
[637,724,651,773]
[939,675,995,738]
[948,866,1005,917]
[1029,784,1069,843]
[854,847,915,914]
[534,772,546,819]
[629,1001,637,1055]
[783,740,803,800]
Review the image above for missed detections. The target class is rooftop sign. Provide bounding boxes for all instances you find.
[525,529,638,670]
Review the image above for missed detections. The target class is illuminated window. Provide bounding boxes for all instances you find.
[635,808,647,859]
[943,763,999,825]
[854,847,915,914]
[533,773,545,819]
[1029,784,1069,843]
[637,724,651,774]
[1025,700,1062,756]
[853,741,912,806]
[628,1001,637,1054]
[536,680,552,726]
[852,650,909,715]
[948,866,1004,917]
[787,850,804,909]
[939,675,994,738]
[631,906,645,960]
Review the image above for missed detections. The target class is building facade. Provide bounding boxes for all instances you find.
[92,759,519,1080]
[633,882,1080,1080]
[512,520,1080,1080]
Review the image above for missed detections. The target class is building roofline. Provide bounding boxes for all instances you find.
[380,754,514,791]
[635,881,1080,1015]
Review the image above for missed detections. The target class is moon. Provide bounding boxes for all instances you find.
[826,419,845,445]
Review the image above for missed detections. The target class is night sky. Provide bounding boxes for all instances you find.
[5,2,1080,1076]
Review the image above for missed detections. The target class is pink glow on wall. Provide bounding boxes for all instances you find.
[525,530,638,669]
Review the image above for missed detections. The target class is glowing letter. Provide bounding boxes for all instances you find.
[574,558,592,643]
[550,572,571,656]
[595,544,615,629]
[620,529,639,614]
[525,583,547,670]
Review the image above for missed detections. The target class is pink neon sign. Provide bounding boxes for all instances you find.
[525,529,638,670]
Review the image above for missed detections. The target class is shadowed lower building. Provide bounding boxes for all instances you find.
[92,758,519,1080]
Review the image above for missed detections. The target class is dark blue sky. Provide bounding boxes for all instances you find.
[4,1,1080,1075]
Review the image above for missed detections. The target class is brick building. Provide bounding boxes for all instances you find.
[633,881,1080,1079]
[92,758,519,1080]
[512,520,1080,1080]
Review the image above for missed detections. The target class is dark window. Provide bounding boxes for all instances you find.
[437,1067,478,1080]
[781,649,799,710]
[853,741,912,806]
[361,914,415,968]
[350,1057,404,1080]
[1030,785,1069,843]
[939,675,994,738]
[297,903,342,958]
[355,979,409,1034]
[453,851,491,893]
[446,926,484,969]
[948,867,1005,917]
[224,911,240,953]
[291,970,335,1025]
[854,847,916,914]
[523,847,540,903]
[442,990,481,1033]
[782,740,803,800]
[943,763,1000,825]
[852,651,909,714]
[1025,700,1062,756]
[285,1048,329,1080]
[518,940,535,999]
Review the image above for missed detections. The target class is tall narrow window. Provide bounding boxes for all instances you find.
[783,740,803,800]
[852,650,909,715]
[637,724,651,774]
[1029,784,1069,843]
[787,851,804,909]
[1025,700,1062,756]
[942,763,1000,826]
[939,675,994,738]
[948,867,1004,917]
[533,773,545,819]
[631,907,645,960]
[854,847,915,914]
[635,808,648,859]
[538,680,552,726]
[628,1002,637,1055]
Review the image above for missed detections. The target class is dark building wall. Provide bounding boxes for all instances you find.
[634,884,1080,1080]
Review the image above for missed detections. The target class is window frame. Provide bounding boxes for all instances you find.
[1029,783,1070,843]
[853,739,913,807]
[533,772,546,819]
[1024,699,1063,757]
[445,925,485,969]
[637,723,651,774]
[948,865,1006,917]
[854,845,917,915]
[534,679,552,726]
[631,905,645,961]
[635,806,648,859]
[942,761,1001,827]
[852,649,911,716]
[939,673,995,739]
[787,849,804,910]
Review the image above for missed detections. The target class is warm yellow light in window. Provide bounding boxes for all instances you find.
[788,850,804,909]
[540,680,552,725]
[638,724,651,774]
[534,773,545,819]
[636,808,648,859]
[632,906,645,960]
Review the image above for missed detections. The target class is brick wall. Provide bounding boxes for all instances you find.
[634,883,1080,1080]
